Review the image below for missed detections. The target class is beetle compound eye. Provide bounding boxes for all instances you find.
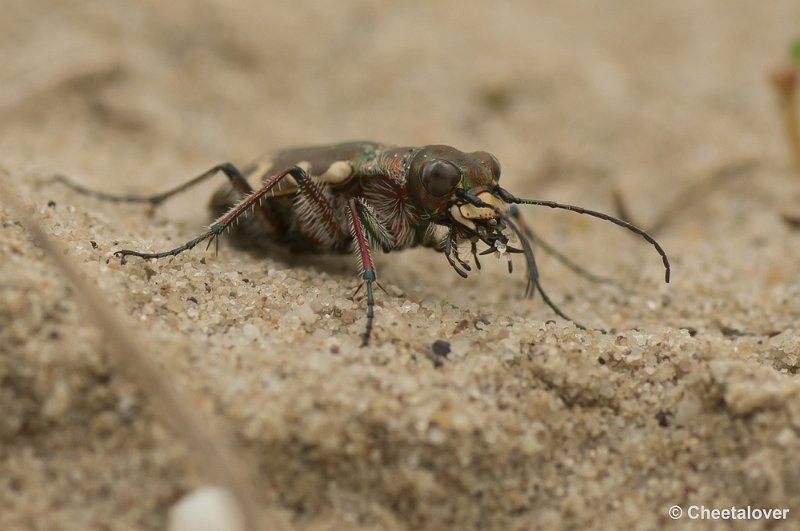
[422,159,461,196]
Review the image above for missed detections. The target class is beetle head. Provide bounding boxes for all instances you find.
[409,145,507,234]
[406,145,671,326]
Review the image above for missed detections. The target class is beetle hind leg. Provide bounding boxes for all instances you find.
[293,172,349,249]
[53,162,251,206]
[115,166,304,261]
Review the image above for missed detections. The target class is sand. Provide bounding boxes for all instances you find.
[2,1,800,530]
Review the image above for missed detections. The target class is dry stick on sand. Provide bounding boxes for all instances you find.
[770,67,800,171]
[0,177,289,531]
[612,159,759,236]
[770,64,800,230]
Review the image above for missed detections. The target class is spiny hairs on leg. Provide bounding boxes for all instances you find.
[114,166,305,261]
[293,173,348,247]
[347,198,378,346]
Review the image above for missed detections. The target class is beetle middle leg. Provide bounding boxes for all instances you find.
[286,178,384,345]
[347,198,378,347]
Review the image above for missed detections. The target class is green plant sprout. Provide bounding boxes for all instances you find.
[790,38,800,65]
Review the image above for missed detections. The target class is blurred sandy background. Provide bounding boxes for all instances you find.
[2,1,800,530]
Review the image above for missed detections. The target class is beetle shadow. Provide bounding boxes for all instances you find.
[226,236,359,278]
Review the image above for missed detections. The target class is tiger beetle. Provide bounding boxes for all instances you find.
[54,141,671,346]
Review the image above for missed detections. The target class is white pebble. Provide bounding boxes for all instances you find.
[294,303,318,325]
[168,486,244,531]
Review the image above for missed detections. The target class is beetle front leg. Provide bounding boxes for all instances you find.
[347,198,379,347]
[503,216,594,331]
[443,230,470,278]
[508,205,616,286]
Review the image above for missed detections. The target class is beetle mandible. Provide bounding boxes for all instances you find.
[54,141,671,345]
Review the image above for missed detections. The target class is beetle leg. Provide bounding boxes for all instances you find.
[470,239,482,270]
[452,240,472,273]
[508,205,617,286]
[504,217,596,332]
[52,163,251,206]
[114,166,305,260]
[347,198,379,346]
[353,199,395,253]
[293,172,348,249]
[443,230,469,279]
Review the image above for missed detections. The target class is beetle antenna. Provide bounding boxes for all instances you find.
[455,188,496,211]
[495,187,670,283]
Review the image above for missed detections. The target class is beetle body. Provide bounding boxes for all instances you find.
[211,141,505,256]
[54,142,670,345]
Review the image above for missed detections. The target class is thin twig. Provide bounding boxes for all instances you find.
[782,212,800,230]
[613,159,759,236]
[648,159,759,235]
[611,188,635,226]
[770,67,800,171]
